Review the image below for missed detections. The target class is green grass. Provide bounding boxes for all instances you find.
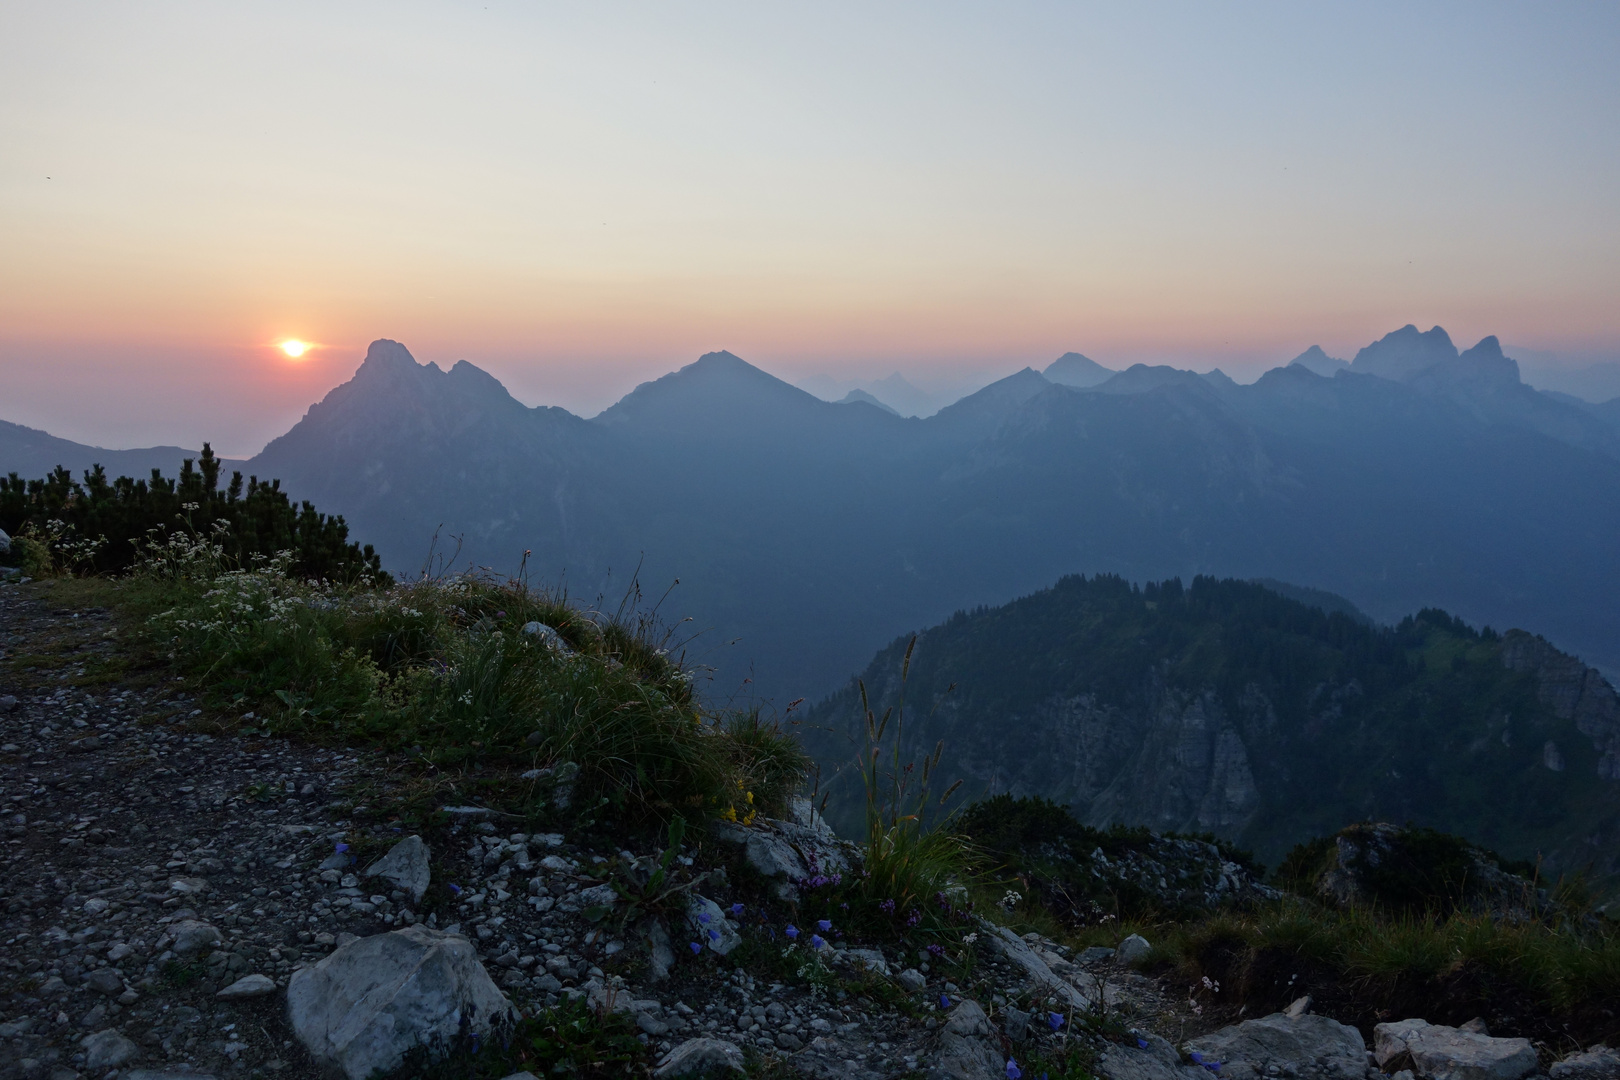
[98,545,806,830]
[387,995,650,1079]
[1151,900,1620,1041]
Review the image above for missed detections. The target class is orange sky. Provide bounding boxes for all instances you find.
[3,3,1618,454]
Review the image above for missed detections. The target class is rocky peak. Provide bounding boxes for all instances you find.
[1349,324,1459,382]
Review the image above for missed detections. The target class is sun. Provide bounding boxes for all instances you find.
[279,339,309,358]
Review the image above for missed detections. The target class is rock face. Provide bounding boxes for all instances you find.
[364,834,432,902]
[1501,630,1620,782]
[1183,1012,1368,1080]
[932,999,1004,1080]
[287,925,515,1080]
[1374,1018,1538,1080]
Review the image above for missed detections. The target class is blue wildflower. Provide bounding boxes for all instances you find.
[810,934,826,949]
[730,903,744,916]
[817,919,832,932]
[698,912,711,924]
[689,942,702,954]
[785,924,799,939]
[334,842,349,853]
[448,883,462,895]
[1141,1039,1152,1051]
[1006,1060,1022,1080]
[940,994,951,1009]
[709,929,720,941]
[1048,1012,1064,1031]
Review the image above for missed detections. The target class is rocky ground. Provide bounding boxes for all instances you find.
[1,578,1614,1080]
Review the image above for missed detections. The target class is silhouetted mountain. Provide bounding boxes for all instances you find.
[1043,352,1116,388]
[802,575,1620,878]
[1350,323,1460,381]
[0,419,238,482]
[835,389,899,415]
[1288,345,1348,377]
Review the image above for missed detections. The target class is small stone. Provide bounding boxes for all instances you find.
[84,968,124,996]
[0,695,16,713]
[82,1028,140,1070]
[897,968,927,991]
[1285,995,1312,1019]
[1078,945,1116,963]
[364,835,432,902]
[216,973,277,999]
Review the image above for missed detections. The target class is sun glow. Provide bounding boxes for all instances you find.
[279,339,309,358]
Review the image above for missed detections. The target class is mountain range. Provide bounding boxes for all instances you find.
[5,324,1620,704]
[800,574,1620,877]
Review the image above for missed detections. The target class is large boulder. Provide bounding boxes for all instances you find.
[654,1037,745,1077]
[1374,1019,1538,1080]
[287,925,514,1080]
[1183,1011,1367,1080]
[364,835,431,902]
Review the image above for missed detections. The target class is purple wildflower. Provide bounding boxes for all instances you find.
[879,899,896,914]
[927,943,944,956]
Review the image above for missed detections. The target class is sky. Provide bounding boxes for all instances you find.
[3,2,1619,455]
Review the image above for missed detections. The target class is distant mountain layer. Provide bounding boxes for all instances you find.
[0,420,234,483]
[7,328,1620,703]
[801,575,1620,878]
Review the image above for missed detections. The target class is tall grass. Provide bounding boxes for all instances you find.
[828,635,975,941]
[117,533,806,825]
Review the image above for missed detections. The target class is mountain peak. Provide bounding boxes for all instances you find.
[357,338,426,376]
[1289,345,1349,377]
[1044,352,1116,389]
[1350,325,1459,382]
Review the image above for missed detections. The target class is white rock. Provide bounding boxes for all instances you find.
[287,925,515,1080]
[934,999,1004,1080]
[1375,1019,1538,1080]
[897,968,927,991]
[1116,933,1153,966]
[364,834,432,902]
[654,1037,745,1078]
[216,973,277,999]
[1184,1012,1368,1080]
[520,621,573,653]
[126,1072,221,1080]
[83,1028,140,1069]
[686,896,740,955]
[977,921,1092,1011]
